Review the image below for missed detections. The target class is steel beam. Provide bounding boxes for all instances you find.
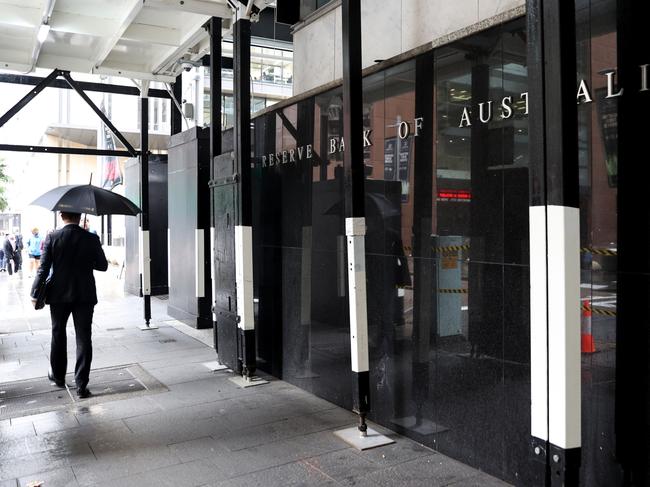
[144,0,232,18]
[171,74,183,135]
[91,66,176,83]
[0,70,59,129]
[0,73,170,98]
[0,144,135,157]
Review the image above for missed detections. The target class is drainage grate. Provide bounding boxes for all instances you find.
[159,339,176,343]
[0,364,167,420]
[106,327,125,331]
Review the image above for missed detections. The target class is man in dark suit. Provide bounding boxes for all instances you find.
[3,235,15,274]
[31,211,108,398]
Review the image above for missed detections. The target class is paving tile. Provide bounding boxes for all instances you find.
[92,458,225,487]
[32,414,83,435]
[446,473,511,486]
[72,445,183,486]
[145,361,220,386]
[0,443,94,482]
[0,479,17,487]
[362,455,479,487]
[167,436,222,463]
[0,418,36,443]
[148,379,258,411]
[17,466,79,487]
[351,437,434,467]
[39,418,132,447]
[290,429,351,455]
[122,408,231,445]
[195,436,334,480]
[212,461,336,487]
[303,449,381,485]
[8,410,80,436]
[73,395,164,425]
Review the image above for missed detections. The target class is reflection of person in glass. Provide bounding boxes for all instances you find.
[365,183,410,420]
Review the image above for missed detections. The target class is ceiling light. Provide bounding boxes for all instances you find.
[37,24,50,43]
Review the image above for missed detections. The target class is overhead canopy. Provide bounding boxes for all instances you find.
[0,0,274,83]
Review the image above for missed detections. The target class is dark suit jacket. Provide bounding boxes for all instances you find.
[2,239,13,260]
[31,224,108,305]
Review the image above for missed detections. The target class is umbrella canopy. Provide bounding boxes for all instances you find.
[30,184,141,216]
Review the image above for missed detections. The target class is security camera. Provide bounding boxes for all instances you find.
[177,58,201,72]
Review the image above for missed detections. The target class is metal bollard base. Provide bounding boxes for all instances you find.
[139,324,159,330]
[334,426,395,451]
[228,375,269,388]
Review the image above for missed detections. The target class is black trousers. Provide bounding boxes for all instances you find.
[50,303,94,389]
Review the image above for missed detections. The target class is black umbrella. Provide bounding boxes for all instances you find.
[30,184,141,216]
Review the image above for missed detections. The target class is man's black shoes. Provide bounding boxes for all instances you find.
[47,372,65,388]
[77,388,91,399]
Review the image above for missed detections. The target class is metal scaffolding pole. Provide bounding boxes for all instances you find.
[334,0,393,451]
[139,80,157,330]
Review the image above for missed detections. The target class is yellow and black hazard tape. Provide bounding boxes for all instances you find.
[403,244,614,257]
[435,244,470,253]
[438,288,468,294]
[402,244,470,253]
[581,304,617,317]
[581,247,617,256]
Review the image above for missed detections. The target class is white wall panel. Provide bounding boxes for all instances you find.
[292,0,525,95]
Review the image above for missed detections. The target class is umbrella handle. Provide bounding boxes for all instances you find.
[83,173,93,229]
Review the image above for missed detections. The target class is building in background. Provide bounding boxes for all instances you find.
[0,27,294,249]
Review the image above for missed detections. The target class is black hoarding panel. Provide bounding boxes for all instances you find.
[211,151,240,372]
[124,155,168,297]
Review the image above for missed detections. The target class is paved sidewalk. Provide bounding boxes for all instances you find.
[0,268,510,487]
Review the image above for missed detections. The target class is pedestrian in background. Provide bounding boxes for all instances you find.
[0,232,5,272]
[31,212,108,398]
[13,229,23,272]
[3,234,15,275]
[26,227,42,278]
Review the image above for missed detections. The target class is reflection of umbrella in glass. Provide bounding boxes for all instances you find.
[323,193,401,218]
[30,184,141,216]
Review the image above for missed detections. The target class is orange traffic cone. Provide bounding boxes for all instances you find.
[581,299,596,353]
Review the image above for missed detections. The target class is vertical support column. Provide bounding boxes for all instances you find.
[171,73,183,136]
[233,14,255,378]
[334,0,393,450]
[527,0,580,484]
[209,17,222,350]
[140,80,156,330]
[411,51,435,427]
[615,2,650,484]
[342,0,369,436]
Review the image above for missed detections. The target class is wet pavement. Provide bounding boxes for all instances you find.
[0,266,510,486]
